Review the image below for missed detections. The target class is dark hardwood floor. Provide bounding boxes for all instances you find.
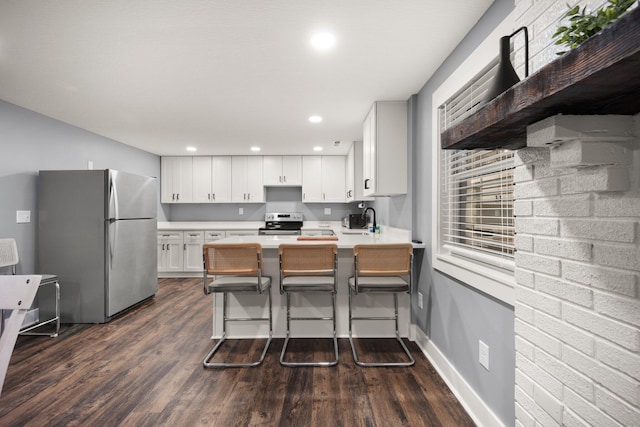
[0,278,475,427]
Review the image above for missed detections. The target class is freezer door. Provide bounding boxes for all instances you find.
[107,170,157,220]
[106,218,158,317]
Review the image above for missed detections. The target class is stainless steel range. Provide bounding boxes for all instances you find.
[258,212,303,235]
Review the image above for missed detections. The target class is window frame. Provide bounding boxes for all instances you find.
[430,16,516,306]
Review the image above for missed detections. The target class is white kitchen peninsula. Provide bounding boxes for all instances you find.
[197,225,422,340]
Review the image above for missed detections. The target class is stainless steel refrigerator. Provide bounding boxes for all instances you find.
[38,169,158,323]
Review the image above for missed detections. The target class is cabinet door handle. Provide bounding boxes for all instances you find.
[172,193,176,201]
[279,175,282,183]
[364,179,370,189]
[247,193,251,200]
[283,175,286,183]
[176,193,180,201]
[162,244,165,250]
[212,193,215,201]
[323,193,326,200]
[184,244,186,250]
[243,193,246,200]
[303,193,305,200]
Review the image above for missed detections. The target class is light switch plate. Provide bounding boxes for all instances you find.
[16,210,31,223]
[239,207,244,215]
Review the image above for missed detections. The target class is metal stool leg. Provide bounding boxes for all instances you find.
[349,291,414,367]
[204,292,272,368]
[280,291,338,367]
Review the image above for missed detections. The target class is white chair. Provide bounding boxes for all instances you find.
[278,243,339,367]
[0,275,41,396]
[348,243,415,367]
[0,238,60,337]
[202,242,272,368]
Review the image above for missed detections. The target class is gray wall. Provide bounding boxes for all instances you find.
[411,0,516,425]
[0,100,164,274]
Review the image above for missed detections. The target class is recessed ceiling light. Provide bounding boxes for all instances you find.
[250,146,261,152]
[313,146,323,152]
[311,32,336,51]
[186,146,197,152]
[309,115,323,123]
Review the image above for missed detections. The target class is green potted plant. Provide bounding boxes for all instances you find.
[553,0,638,54]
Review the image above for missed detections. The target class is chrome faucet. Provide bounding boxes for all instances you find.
[361,207,376,232]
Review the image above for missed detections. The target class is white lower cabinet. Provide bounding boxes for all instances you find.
[158,230,249,276]
[183,231,205,272]
[205,231,227,242]
[157,231,184,272]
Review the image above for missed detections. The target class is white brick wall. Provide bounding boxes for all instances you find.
[514,115,640,425]
[513,3,640,424]
[515,0,632,74]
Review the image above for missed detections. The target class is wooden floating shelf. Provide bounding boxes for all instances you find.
[441,7,640,150]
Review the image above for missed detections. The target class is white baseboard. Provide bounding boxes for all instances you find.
[411,325,505,427]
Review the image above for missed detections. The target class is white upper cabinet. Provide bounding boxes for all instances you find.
[346,144,355,202]
[345,141,374,202]
[192,156,232,203]
[232,156,264,202]
[302,156,322,202]
[161,156,193,203]
[322,156,346,202]
[263,156,302,186]
[302,156,345,203]
[363,101,408,197]
[161,154,356,204]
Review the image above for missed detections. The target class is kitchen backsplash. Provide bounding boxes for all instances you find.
[166,187,358,222]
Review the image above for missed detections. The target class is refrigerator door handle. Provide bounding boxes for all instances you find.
[107,171,119,271]
[108,171,120,220]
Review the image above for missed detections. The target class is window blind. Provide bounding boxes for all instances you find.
[440,149,514,265]
[439,58,497,131]
[438,58,515,270]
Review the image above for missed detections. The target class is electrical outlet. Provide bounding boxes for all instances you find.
[239,207,244,215]
[16,210,31,223]
[479,340,490,370]
[87,160,94,170]
[324,207,331,215]
[417,292,424,309]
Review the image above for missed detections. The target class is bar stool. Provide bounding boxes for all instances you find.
[348,243,414,367]
[279,243,338,367]
[202,242,272,368]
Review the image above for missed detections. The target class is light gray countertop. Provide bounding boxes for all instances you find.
[157,221,425,248]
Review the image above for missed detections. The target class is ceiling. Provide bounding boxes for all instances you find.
[0,0,493,156]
